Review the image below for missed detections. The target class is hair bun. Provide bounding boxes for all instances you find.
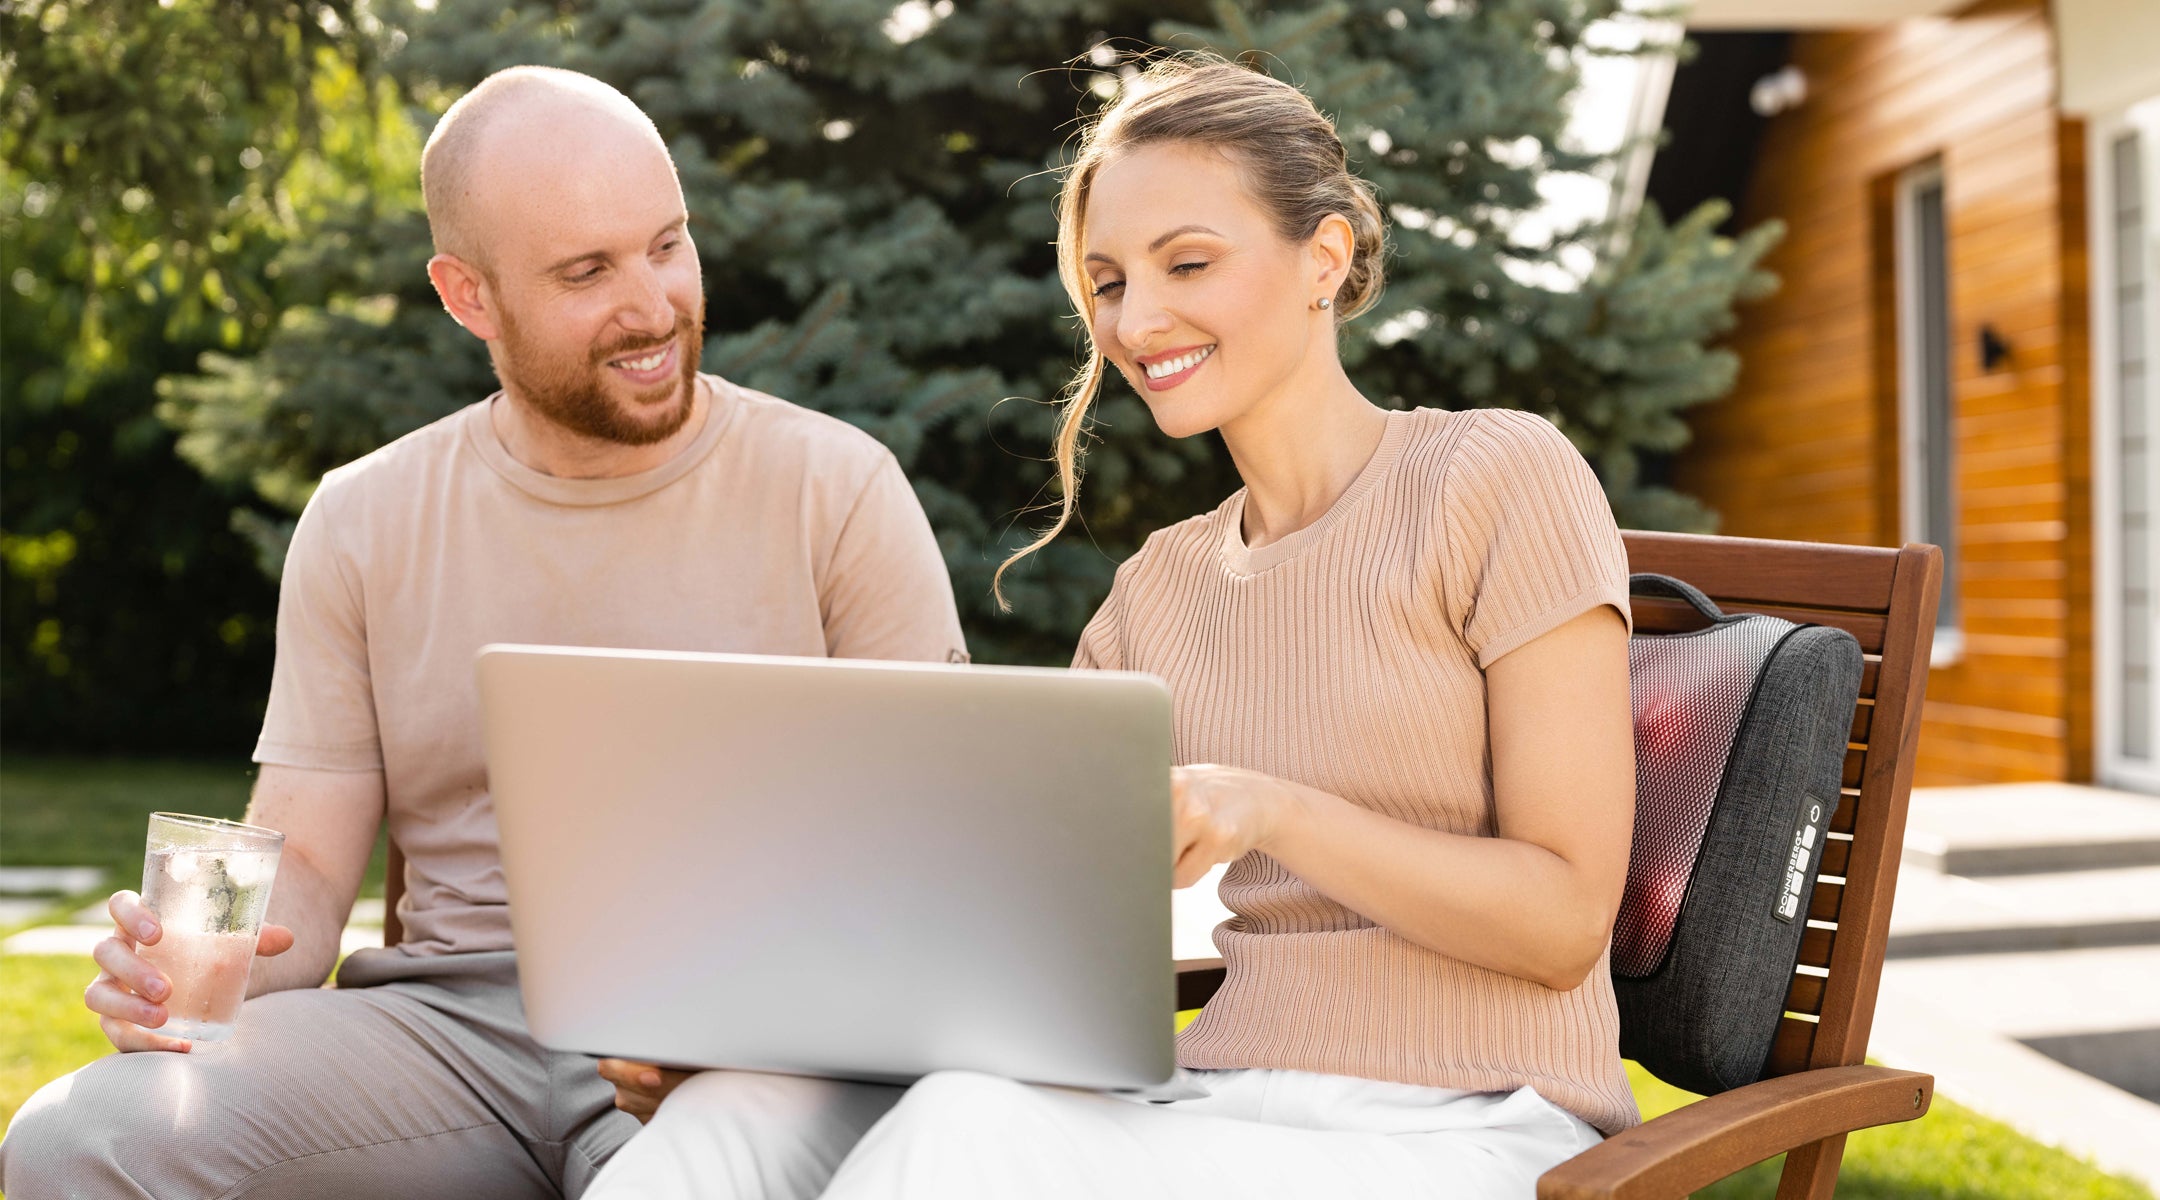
[1335,177,1389,320]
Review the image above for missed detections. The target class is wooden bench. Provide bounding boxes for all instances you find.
[384,529,1943,1198]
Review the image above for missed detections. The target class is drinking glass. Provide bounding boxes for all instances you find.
[139,813,284,1041]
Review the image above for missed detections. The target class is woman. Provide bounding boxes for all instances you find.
[588,56,1639,1198]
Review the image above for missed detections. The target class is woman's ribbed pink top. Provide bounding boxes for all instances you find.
[1074,405,1642,1135]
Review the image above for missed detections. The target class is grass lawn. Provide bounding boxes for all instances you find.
[0,756,386,933]
[0,956,108,1131]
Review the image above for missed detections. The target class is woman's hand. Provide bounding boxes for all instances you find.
[597,1059,693,1123]
[1170,764,1301,888]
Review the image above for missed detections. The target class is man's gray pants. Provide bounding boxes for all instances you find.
[0,948,640,1199]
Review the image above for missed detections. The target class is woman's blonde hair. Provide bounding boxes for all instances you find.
[994,56,1389,606]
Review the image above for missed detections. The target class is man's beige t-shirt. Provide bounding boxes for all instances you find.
[254,375,968,956]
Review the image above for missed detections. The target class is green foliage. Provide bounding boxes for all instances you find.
[158,0,1780,666]
[0,2,384,751]
[0,167,284,751]
[1,0,373,372]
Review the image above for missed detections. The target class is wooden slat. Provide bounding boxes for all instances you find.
[1860,658,1881,699]
[1850,703,1875,744]
[1809,880,1846,923]
[1798,924,1837,969]
[1842,747,1867,789]
[1819,837,1852,878]
[1832,789,1860,834]
[1765,1016,1820,1078]
[1630,597,1890,654]
[1623,531,1901,612]
[1787,973,1829,1016]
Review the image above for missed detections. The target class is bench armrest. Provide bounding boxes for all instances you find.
[1536,1065,1933,1200]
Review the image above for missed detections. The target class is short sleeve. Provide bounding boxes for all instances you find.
[820,453,970,664]
[1071,583,1125,671]
[1441,410,1632,669]
[253,482,383,771]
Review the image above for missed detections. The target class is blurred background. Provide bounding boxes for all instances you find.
[3,0,2157,1195]
[2,0,1779,740]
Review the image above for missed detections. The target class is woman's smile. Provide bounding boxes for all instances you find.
[1136,343,1217,391]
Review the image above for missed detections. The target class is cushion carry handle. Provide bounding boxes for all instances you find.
[1627,572,1735,624]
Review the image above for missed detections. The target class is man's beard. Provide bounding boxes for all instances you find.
[497,304,705,447]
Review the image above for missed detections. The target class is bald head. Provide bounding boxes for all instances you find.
[422,66,673,267]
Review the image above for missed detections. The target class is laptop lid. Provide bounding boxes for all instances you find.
[478,644,1175,1090]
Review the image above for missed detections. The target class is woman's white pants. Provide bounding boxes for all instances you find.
[584,1066,1603,1199]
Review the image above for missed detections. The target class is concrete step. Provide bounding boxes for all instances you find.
[1903,783,2160,875]
[1887,864,2160,957]
[1884,943,2160,1039]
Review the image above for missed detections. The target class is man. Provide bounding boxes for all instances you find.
[0,66,967,1199]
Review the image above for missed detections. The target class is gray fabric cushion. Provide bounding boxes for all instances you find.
[1613,576,1865,1096]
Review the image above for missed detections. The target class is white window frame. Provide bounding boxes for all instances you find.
[1894,160,1963,666]
[2091,99,2160,795]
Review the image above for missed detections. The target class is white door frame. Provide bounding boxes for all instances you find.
[2090,97,2160,794]
[1894,160,1964,665]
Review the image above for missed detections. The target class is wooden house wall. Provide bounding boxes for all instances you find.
[1675,0,2093,784]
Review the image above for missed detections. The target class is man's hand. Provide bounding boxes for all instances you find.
[85,889,295,1053]
[596,1059,693,1123]
[1171,764,1300,889]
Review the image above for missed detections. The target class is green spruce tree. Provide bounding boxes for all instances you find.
[162,0,1780,665]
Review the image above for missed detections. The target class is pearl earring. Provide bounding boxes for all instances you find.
[1317,297,1333,311]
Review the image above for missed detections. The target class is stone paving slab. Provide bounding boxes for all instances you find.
[1872,963,2160,1192]
[3,924,386,958]
[0,897,60,927]
[0,867,105,895]
[1905,784,2160,875]
[68,896,389,925]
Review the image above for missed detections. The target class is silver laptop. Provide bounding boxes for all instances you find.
[477,644,1175,1090]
